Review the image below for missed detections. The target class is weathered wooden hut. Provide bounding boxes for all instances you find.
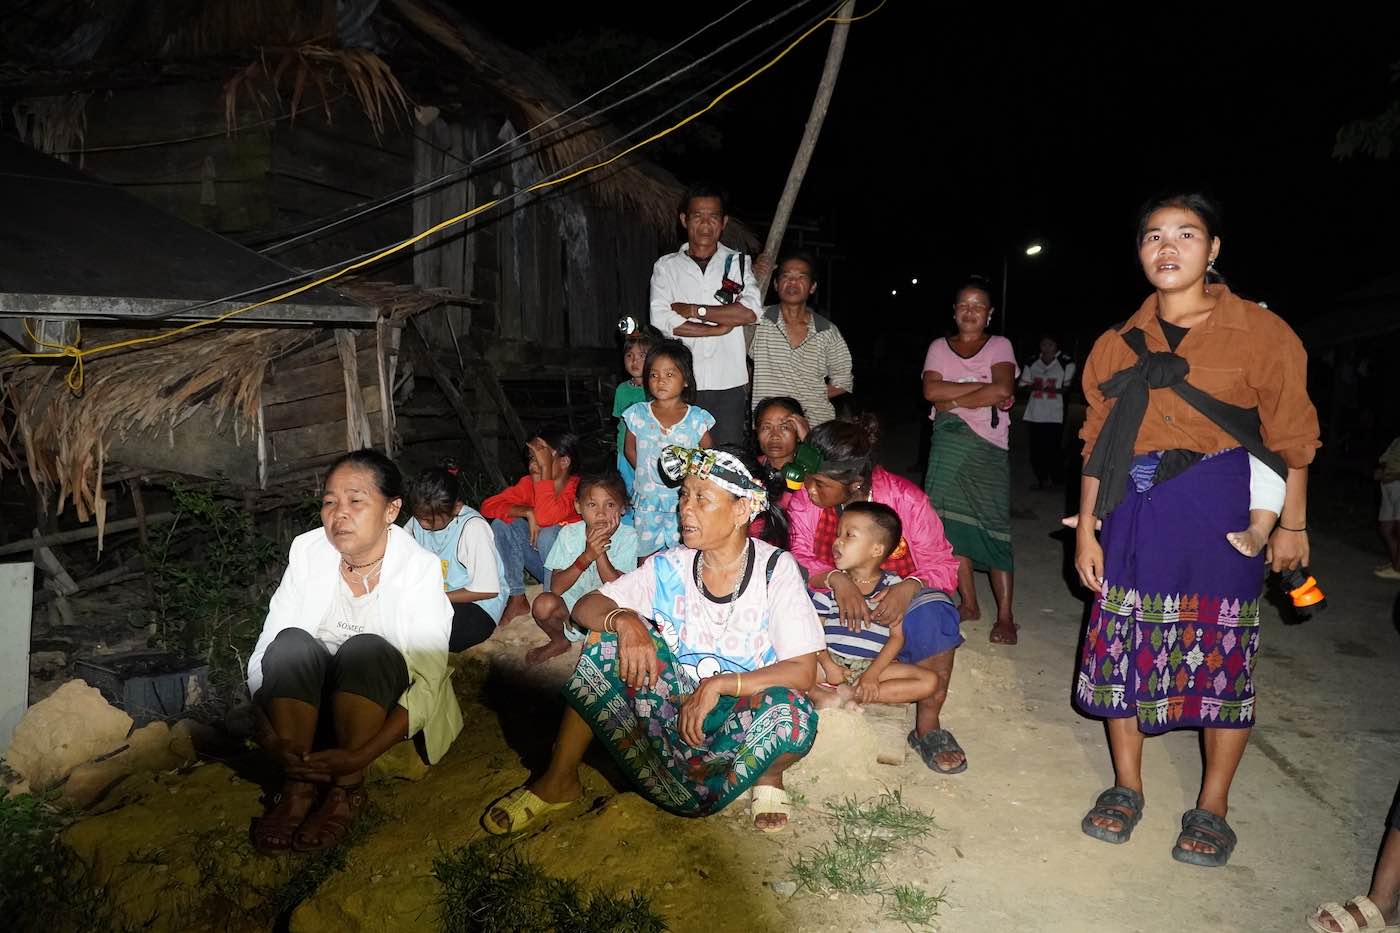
[0,0,749,535]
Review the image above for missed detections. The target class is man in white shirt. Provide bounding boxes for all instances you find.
[649,184,762,447]
[1019,335,1076,489]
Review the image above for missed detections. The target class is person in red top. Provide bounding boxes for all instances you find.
[479,428,582,623]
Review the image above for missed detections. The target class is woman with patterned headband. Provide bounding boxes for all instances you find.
[482,445,823,834]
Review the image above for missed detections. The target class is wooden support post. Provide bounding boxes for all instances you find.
[756,1,858,299]
[128,480,149,548]
[411,320,507,489]
[458,340,529,451]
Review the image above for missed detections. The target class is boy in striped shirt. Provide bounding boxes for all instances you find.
[811,502,943,710]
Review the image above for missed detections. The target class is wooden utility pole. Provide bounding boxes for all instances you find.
[756,1,858,298]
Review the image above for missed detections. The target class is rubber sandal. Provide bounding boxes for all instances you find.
[906,728,968,774]
[1080,785,1144,844]
[1170,807,1237,867]
[250,780,319,854]
[292,783,368,853]
[1307,896,1393,932]
[750,785,791,833]
[989,619,1019,645]
[482,786,576,835]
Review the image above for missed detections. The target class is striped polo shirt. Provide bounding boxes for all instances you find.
[749,305,854,425]
[810,571,899,660]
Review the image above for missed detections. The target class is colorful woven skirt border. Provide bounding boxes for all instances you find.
[563,631,818,817]
[1074,448,1267,734]
[923,414,1013,571]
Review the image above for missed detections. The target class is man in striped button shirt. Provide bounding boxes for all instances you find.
[749,252,854,425]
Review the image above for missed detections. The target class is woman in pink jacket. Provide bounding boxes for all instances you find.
[787,416,969,773]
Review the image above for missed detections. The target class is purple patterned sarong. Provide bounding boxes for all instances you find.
[1075,448,1267,733]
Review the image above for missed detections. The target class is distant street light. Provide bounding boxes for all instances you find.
[1002,241,1045,331]
[910,277,919,285]
[891,289,898,297]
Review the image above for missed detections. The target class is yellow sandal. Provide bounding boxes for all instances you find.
[482,786,576,835]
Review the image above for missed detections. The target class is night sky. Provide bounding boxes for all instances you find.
[476,3,1400,376]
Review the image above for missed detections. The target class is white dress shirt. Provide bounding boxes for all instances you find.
[648,242,762,391]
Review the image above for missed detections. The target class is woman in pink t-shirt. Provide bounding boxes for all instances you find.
[921,278,1020,644]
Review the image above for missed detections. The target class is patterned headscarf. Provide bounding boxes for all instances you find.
[659,446,769,519]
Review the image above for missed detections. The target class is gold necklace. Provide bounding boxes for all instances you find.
[849,571,881,587]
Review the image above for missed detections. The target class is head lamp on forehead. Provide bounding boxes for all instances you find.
[779,442,867,490]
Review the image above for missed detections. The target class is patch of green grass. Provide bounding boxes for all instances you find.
[434,838,667,933]
[884,883,946,930]
[788,789,944,930]
[823,788,937,844]
[789,829,891,897]
[0,787,133,932]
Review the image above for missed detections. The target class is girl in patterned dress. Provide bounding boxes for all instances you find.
[623,339,714,555]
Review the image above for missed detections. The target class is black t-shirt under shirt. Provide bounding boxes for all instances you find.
[1159,319,1189,352]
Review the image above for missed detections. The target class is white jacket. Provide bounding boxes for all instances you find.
[246,524,463,763]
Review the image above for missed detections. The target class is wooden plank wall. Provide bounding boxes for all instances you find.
[262,332,385,481]
[410,116,666,355]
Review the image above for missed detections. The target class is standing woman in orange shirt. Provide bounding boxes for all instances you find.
[1073,193,1319,868]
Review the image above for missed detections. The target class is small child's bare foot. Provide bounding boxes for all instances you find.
[841,698,863,711]
[833,682,856,706]
[500,594,530,624]
[525,639,572,666]
[1226,528,1267,558]
[809,685,844,710]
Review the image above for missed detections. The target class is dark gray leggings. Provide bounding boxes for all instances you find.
[256,628,409,711]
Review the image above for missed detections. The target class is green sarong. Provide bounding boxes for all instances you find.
[563,632,818,817]
[924,413,1014,571]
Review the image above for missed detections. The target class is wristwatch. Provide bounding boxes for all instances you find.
[696,305,708,318]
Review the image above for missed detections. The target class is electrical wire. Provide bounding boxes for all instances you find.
[257,0,814,255]
[9,0,882,390]
[126,0,841,323]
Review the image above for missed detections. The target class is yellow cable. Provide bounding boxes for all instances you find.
[832,0,887,23]
[6,1,885,392]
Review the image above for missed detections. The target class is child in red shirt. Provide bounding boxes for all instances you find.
[479,428,582,622]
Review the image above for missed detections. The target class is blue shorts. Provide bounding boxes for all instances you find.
[894,589,962,662]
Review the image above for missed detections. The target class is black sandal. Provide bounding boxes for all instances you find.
[1171,808,1236,867]
[1080,785,1144,844]
[906,728,968,774]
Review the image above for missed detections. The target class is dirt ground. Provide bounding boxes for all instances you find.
[55,417,1400,933]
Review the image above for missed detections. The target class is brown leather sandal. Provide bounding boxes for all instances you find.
[292,782,368,852]
[250,780,319,853]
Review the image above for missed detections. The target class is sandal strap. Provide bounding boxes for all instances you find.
[1352,896,1387,927]
[297,784,366,846]
[1316,902,1361,932]
[1180,808,1236,847]
[1093,786,1144,813]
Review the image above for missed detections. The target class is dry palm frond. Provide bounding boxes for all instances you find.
[10,93,90,164]
[0,279,450,517]
[223,44,411,137]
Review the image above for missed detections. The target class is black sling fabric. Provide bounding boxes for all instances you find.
[1084,327,1286,518]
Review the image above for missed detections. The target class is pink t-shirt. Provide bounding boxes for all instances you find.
[598,540,824,686]
[922,335,1019,449]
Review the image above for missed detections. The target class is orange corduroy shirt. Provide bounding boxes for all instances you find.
[1079,284,1321,469]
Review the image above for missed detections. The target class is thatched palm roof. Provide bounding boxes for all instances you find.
[0,0,706,232]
